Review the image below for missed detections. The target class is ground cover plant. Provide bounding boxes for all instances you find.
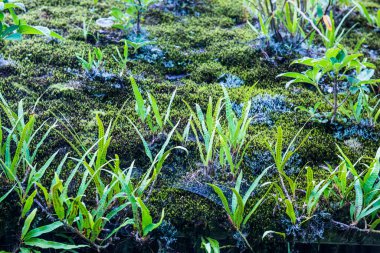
[0,0,380,252]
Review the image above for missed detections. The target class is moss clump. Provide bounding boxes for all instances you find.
[148,188,227,234]
[190,61,225,83]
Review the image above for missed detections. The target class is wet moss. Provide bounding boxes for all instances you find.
[148,188,227,234]
[1,0,380,250]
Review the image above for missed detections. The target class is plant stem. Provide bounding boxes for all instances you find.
[331,81,338,123]
[331,219,380,234]
[237,229,254,252]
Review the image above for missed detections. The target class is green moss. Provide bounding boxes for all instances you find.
[148,188,227,233]
[190,61,225,83]
[1,0,380,249]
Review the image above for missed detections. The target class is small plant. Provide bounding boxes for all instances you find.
[126,39,154,53]
[281,2,300,38]
[319,8,356,49]
[124,0,159,35]
[34,115,169,250]
[321,146,380,233]
[335,146,380,226]
[15,209,85,252]
[76,47,105,74]
[268,126,330,220]
[0,0,62,40]
[109,6,133,33]
[339,90,380,126]
[113,40,130,76]
[185,96,222,173]
[0,94,56,183]
[186,88,253,177]
[217,87,252,177]
[244,0,325,45]
[81,16,93,42]
[209,169,272,251]
[131,76,176,134]
[354,1,380,29]
[247,13,271,42]
[278,47,380,123]
[98,0,158,36]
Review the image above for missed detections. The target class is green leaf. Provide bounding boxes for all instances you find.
[143,208,165,237]
[51,176,65,220]
[163,89,176,125]
[285,199,296,224]
[18,25,63,39]
[21,208,37,240]
[208,184,231,216]
[353,176,363,221]
[24,221,63,241]
[231,188,244,229]
[0,185,15,204]
[243,166,270,204]
[24,238,87,249]
[147,93,163,129]
[22,190,37,218]
[363,161,379,195]
[131,76,146,120]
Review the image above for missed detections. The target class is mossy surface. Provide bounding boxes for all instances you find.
[0,0,380,251]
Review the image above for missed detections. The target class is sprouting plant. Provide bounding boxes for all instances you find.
[319,8,356,49]
[281,2,300,37]
[244,0,326,45]
[130,193,165,238]
[128,119,185,194]
[266,126,310,202]
[185,96,222,172]
[247,13,271,42]
[184,88,252,177]
[209,168,272,251]
[109,6,133,34]
[0,95,87,252]
[126,39,154,53]
[76,47,105,73]
[32,115,169,250]
[0,153,84,252]
[354,1,380,29]
[319,146,380,234]
[15,208,85,252]
[0,0,62,40]
[268,126,331,228]
[217,86,252,177]
[335,146,380,227]
[201,237,220,253]
[98,0,158,36]
[123,0,159,35]
[113,40,130,77]
[0,94,56,183]
[81,16,93,42]
[303,167,331,217]
[278,47,380,123]
[131,76,177,134]
[339,90,380,126]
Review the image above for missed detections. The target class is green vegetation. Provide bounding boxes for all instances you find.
[0,0,62,40]
[278,47,379,123]
[1,0,380,252]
